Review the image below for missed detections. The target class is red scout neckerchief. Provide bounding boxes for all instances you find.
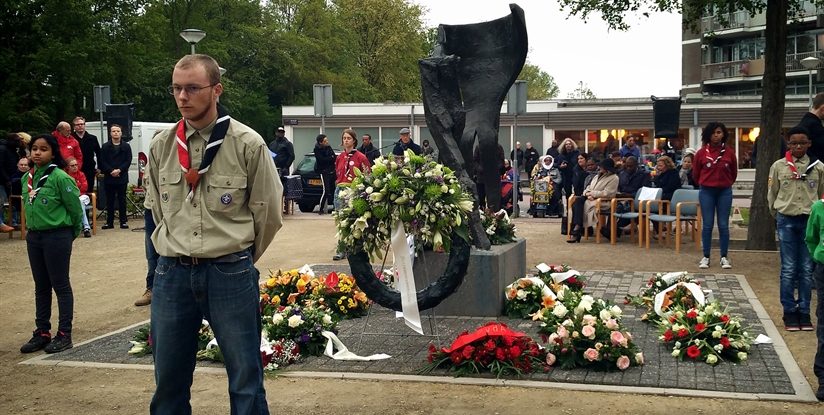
[26,163,57,204]
[176,106,230,202]
[785,151,821,180]
[703,143,726,168]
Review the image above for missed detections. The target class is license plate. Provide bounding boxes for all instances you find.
[308,179,321,186]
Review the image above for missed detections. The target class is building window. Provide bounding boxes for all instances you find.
[737,127,759,169]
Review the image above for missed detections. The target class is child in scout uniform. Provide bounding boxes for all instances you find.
[19,134,84,354]
[805,176,824,402]
[769,126,824,332]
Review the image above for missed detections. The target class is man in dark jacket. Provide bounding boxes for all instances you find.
[510,141,524,171]
[392,128,421,155]
[268,125,295,177]
[313,134,336,215]
[358,134,381,164]
[524,142,540,177]
[617,156,648,197]
[797,92,824,161]
[72,116,100,193]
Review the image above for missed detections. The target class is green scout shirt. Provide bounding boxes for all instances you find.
[805,200,824,263]
[21,165,84,238]
[767,154,824,217]
[146,116,283,262]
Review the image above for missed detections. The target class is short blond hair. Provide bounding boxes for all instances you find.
[175,54,221,85]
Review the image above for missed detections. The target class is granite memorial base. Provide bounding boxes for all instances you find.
[412,238,526,317]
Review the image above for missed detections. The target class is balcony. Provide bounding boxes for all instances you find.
[700,11,751,33]
[702,51,824,81]
[786,51,824,72]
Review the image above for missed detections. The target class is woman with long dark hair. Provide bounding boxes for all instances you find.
[692,122,738,269]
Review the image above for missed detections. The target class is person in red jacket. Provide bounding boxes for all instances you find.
[65,157,92,237]
[692,121,738,270]
[333,129,370,260]
[52,122,83,170]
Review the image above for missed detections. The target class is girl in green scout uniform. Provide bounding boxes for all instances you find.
[19,134,84,354]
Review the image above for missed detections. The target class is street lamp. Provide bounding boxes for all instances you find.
[801,56,821,107]
[179,29,206,55]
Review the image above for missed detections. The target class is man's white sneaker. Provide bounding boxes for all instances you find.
[720,257,732,269]
[698,257,710,269]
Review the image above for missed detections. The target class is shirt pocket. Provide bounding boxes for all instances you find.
[205,174,247,213]
[158,171,185,215]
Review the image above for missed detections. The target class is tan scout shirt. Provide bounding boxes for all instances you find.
[147,117,282,262]
[767,154,824,217]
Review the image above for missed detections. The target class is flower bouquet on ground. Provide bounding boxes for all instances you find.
[334,150,473,258]
[262,305,337,357]
[261,338,301,371]
[480,209,517,245]
[259,268,319,313]
[504,277,557,319]
[420,322,548,378]
[128,324,152,357]
[314,271,370,318]
[535,263,586,292]
[658,301,753,365]
[625,271,698,322]
[536,294,643,371]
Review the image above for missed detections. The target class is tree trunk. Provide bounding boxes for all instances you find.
[746,0,787,250]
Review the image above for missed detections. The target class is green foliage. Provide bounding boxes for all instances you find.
[517,63,559,100]
[567,81,597,99]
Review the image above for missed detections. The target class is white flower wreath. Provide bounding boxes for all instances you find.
[333,150,473,259]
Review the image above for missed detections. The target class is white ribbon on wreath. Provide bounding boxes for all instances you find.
[654,282,706,318]
[505,276,557,301]
[391,221,423,334]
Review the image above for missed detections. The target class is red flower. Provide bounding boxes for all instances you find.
[450,352,462,364]
[720,337,731,348]
[509,345,522,359]
[663,329,674,342]
[669,315,677,323]
[686,345,701,359]
[503,336,514,347]
[428,343,437,353]
[462,345,475,359]
[677,328,689,338]
[686,309,698,319]
[694,323,706,332]
[540,334,548,343]
[495,348,506,361]
[484,339,496,351]
[720,315,730,324]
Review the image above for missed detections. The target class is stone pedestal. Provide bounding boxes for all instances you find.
[412,238,526,317]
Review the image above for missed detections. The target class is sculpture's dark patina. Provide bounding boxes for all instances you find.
[348,5,528,311]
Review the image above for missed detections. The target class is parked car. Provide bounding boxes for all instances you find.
[293,152,340,213]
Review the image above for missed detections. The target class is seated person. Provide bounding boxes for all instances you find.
[9,157,29,227]
[567,158,619,243]
[647,155,682,236]
[617,156,648,197]
[65,157,92,237]
[679,153,696,187]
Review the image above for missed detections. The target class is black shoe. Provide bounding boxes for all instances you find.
[83,229,92,238]
[783,312,800,332]
[102,224,114,230]
[20,329,51,353]
[799,313,814,331]
[44,331,72,354]
[120,223,129,229]
[567,228,581,243]
[816,385,824,401]
[332,252,346,261]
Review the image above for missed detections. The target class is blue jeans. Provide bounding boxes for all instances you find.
[144,210,158,290]
[150,254,268,415]
[777,213,814,314]
[698,186,732,258]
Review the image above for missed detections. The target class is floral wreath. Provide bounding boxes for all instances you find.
[334,150,475,311]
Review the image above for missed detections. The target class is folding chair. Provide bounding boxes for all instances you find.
[608,187,662,246]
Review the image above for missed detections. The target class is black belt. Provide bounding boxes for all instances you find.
[177,251,249,266]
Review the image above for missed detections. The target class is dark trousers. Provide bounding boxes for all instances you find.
[145,209,158,290]
[104,181,127,225]
[477,183,487,210]
[318,172,335,213]
[82,170,96,193]
[814,262,824,385]
[570,195,587,230]
[27,228,74,334]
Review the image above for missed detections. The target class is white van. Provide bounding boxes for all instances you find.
[85,121,175,186]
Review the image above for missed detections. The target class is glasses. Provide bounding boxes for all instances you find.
[788,141,809,147]
[167,84,216,96]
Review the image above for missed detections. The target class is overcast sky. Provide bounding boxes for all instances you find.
[414,0,683,99]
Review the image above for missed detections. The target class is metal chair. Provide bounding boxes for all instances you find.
[645,189,701,252]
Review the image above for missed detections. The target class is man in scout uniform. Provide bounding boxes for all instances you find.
[146,54,282,414]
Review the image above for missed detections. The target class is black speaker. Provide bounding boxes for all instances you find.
[652,97,681,139]
[105,103,135,142]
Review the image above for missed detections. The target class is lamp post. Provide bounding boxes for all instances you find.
[179,29,206,55]
[801,56,821,107]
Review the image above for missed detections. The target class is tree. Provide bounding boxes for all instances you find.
[517,63,559,100]
[558,0,823,250]
[567,81,597,99]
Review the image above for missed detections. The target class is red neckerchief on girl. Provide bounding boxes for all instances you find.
[785,151,821,180]
[703,143,726,167]
[27,163,57,204]
[175,106,231,202]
